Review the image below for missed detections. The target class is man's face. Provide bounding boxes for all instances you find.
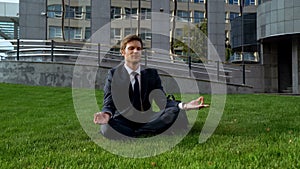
[121,40,142,65]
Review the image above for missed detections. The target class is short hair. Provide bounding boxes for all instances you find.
[120,34,143,51]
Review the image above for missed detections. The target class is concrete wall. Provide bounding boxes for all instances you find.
[0,61,260,94]
[262,42,278,93]
[227,64,265,93]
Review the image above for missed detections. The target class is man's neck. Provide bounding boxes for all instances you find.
[125,62,140,71]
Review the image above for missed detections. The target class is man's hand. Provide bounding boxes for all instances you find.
[93,112,111,124]
[184,96,209,110]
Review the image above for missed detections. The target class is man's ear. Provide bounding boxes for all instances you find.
[120,49,125,56]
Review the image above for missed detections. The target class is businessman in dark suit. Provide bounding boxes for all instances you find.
[94,34,209,139]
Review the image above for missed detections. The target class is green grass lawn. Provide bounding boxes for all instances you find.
[0,83,300,169]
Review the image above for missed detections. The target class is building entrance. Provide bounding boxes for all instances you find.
[278,40,292,93]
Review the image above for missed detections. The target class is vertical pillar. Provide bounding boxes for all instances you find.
[292,37,299,94]
[91,0,110,45]
[207,0,225,62]
[19,0,47,39]
[151,1,170,55]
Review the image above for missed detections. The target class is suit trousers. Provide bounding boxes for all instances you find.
[100,107,188,139]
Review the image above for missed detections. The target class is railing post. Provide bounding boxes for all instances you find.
[51,40,54,62]
[217,61,220,81]
[16,38,20,61]
[98,43,101,66]
[242,62,245,84]
[188,54,191,77]
[144,49,147,67]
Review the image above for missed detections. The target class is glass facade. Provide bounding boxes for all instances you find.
[0,2,19,40]
[0,22,18,39]
[46,0,91,41]
[42,0,258,59]
[194,0,205,3]
[177,10,190,22]
[194,11,205,23]
[230,12,240,21]
[110,0,152,48]
[245,0,256,6]
[229,0,239,5]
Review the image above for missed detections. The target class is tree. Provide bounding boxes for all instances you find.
[173,20,208,63]
[169,0,177,61]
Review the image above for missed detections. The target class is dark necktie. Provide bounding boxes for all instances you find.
[132,72,141,111]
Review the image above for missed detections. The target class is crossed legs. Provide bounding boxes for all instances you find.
[100,107,188,139]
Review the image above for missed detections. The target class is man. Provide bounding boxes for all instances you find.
[94,34,209,139]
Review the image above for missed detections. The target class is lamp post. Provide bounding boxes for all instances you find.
[240,0,245,85]
[137,0,141,35]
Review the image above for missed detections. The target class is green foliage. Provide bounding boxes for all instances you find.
[173,21,208,63]
[0,83,300,168]
[226,47,233,62]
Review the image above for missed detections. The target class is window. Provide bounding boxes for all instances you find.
[245,0,255,6]
[111,7,121,19]
[140,28,151,41]
[49,26,62,38]
[125,28,137,36]
[74,28,82,39]
[141,8,151,20]
[65,6,83,19]
[64,27,82,40]
[178,0,188,2]
[230,12,239,21]
[194,0,204,3]
[177,10,189,22]
[85,27,91,39]
[194,11,204,23]
[47,4,62,18]
[111,28,121,40]
[125,8,138,19]
[228,0,239,5]
[75,6,83,19]
[85,6,91,20]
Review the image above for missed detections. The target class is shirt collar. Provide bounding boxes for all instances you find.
[124,63,141,76]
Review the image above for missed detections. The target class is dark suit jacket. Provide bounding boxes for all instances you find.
[101,63,179,121]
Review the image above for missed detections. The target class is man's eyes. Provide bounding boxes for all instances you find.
[128,47,141,50]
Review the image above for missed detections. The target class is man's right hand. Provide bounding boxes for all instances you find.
[93,112,111,124]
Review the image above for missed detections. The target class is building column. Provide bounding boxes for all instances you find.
[207,0,225,62]
[292,37,299,94]
[151,1,170,55]
[19,0,47,39]
[91,0,110,45]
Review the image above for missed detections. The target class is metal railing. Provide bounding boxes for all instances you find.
[0,39,249,85]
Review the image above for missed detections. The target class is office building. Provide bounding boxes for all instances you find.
[19,0,258,62]
[257,0,300,93]
[0,1,19,39]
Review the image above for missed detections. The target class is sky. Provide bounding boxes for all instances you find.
[0,0,19,3]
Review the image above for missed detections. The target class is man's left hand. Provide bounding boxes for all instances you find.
[183,96,209,110]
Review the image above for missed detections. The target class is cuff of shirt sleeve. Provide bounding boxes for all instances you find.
[178,102,184,110]
[104,112,113,119]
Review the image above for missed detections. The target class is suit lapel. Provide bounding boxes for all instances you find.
[140,68,148,101]
[111,63,131,99]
